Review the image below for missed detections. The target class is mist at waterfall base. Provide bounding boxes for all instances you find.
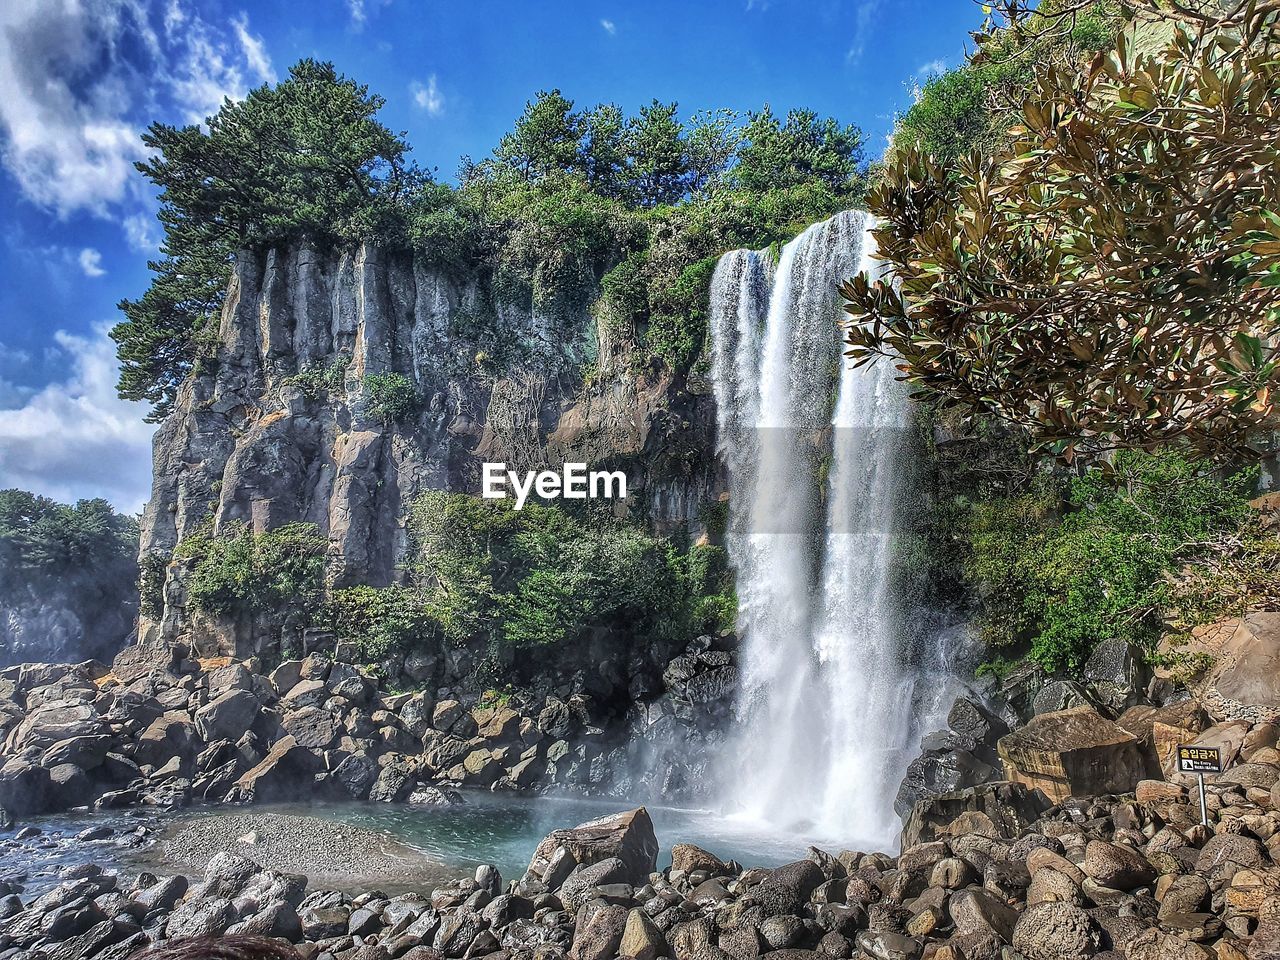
[706,210,966,851]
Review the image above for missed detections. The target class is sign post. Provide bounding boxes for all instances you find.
[1177,745,1223,826]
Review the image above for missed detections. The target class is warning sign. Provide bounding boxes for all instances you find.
[1177,745,1223,774]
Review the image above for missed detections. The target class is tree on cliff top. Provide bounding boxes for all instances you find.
[115,66,867,420]
[112,59,420,421]
[842,0,1280,460]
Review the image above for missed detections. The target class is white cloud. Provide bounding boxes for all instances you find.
[0,323,154,511]
[0,343,33,367]
[346,0,367,29]
[410,76,444,117]
[846,0,885,66]
[916,58,947,78]
[122,212,162,253]
[78,247,106,277]
[0,1,275,218]
[600,19,616,34]
[232,12,275,84]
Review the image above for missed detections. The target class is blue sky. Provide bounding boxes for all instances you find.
[0,0,982,510]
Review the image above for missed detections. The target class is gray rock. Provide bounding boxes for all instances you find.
[282,705,339,749]
[226,900,302,939]
[333,753,380,799]
[525,807,659,890]
[1032,680,1094,716]
[165,896,236,939]
[1011,901,1101,960]
[558,858,630,910]
[742,860,826,918]
[569,902,628,960]
[193,689,260,743]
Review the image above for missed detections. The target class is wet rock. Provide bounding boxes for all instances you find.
[231,735,322,802]
[369,762,414,803]
[46,762,94,809]
[0,758,52,815]
[526,808,659,889]
[333,753,380,799]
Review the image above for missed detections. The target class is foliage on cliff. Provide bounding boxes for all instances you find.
[176,521,327,619]
[175,494,734,671]
[0,490,140,652]
[402,492,733,656]
[844,0,1280,460]
[895,0,1119,165]
[114,62,867,419]
[958,452,1259,673]
[114,60,419,420]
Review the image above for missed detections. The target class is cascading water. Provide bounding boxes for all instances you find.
[709,210,926,849]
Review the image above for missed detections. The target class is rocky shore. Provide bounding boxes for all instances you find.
[0,635,735,823]
[7,777,1280,960]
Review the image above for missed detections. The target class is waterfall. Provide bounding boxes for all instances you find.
[709,209,921,849]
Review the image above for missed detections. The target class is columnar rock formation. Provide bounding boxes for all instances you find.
[140,244,721,655]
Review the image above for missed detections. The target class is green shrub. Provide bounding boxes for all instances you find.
[406,490,732,653]
[327,584,440,661]
[178,521,326,618]
[138,553,168,620]
[282,357,349,400]
[644,256,718,372]
[963,451,1256,673]
[363,372,419,424]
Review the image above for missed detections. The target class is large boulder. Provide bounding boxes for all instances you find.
[134,712,201,768]
[1011,902,1101,960]
[230,735,321,802]
[7,700,100,752]
[1162,612,1280,723]
[525,807,659,888]
[193,689,259,742]
[901,781,1050,848]
[997,706,1145,802]
[0,757,52,814]
[1116,700,1209,777]
[1083,639,1146,712]
[281,705,339,749]
[111,642,179,684]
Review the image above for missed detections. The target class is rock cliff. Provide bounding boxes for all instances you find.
[0,583,135,667]
[139,243,721,654]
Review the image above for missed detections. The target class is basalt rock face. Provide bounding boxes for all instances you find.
[1,583,136,669]
[139,243,720,657]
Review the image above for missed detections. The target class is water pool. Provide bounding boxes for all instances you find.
[3,791,856,898]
